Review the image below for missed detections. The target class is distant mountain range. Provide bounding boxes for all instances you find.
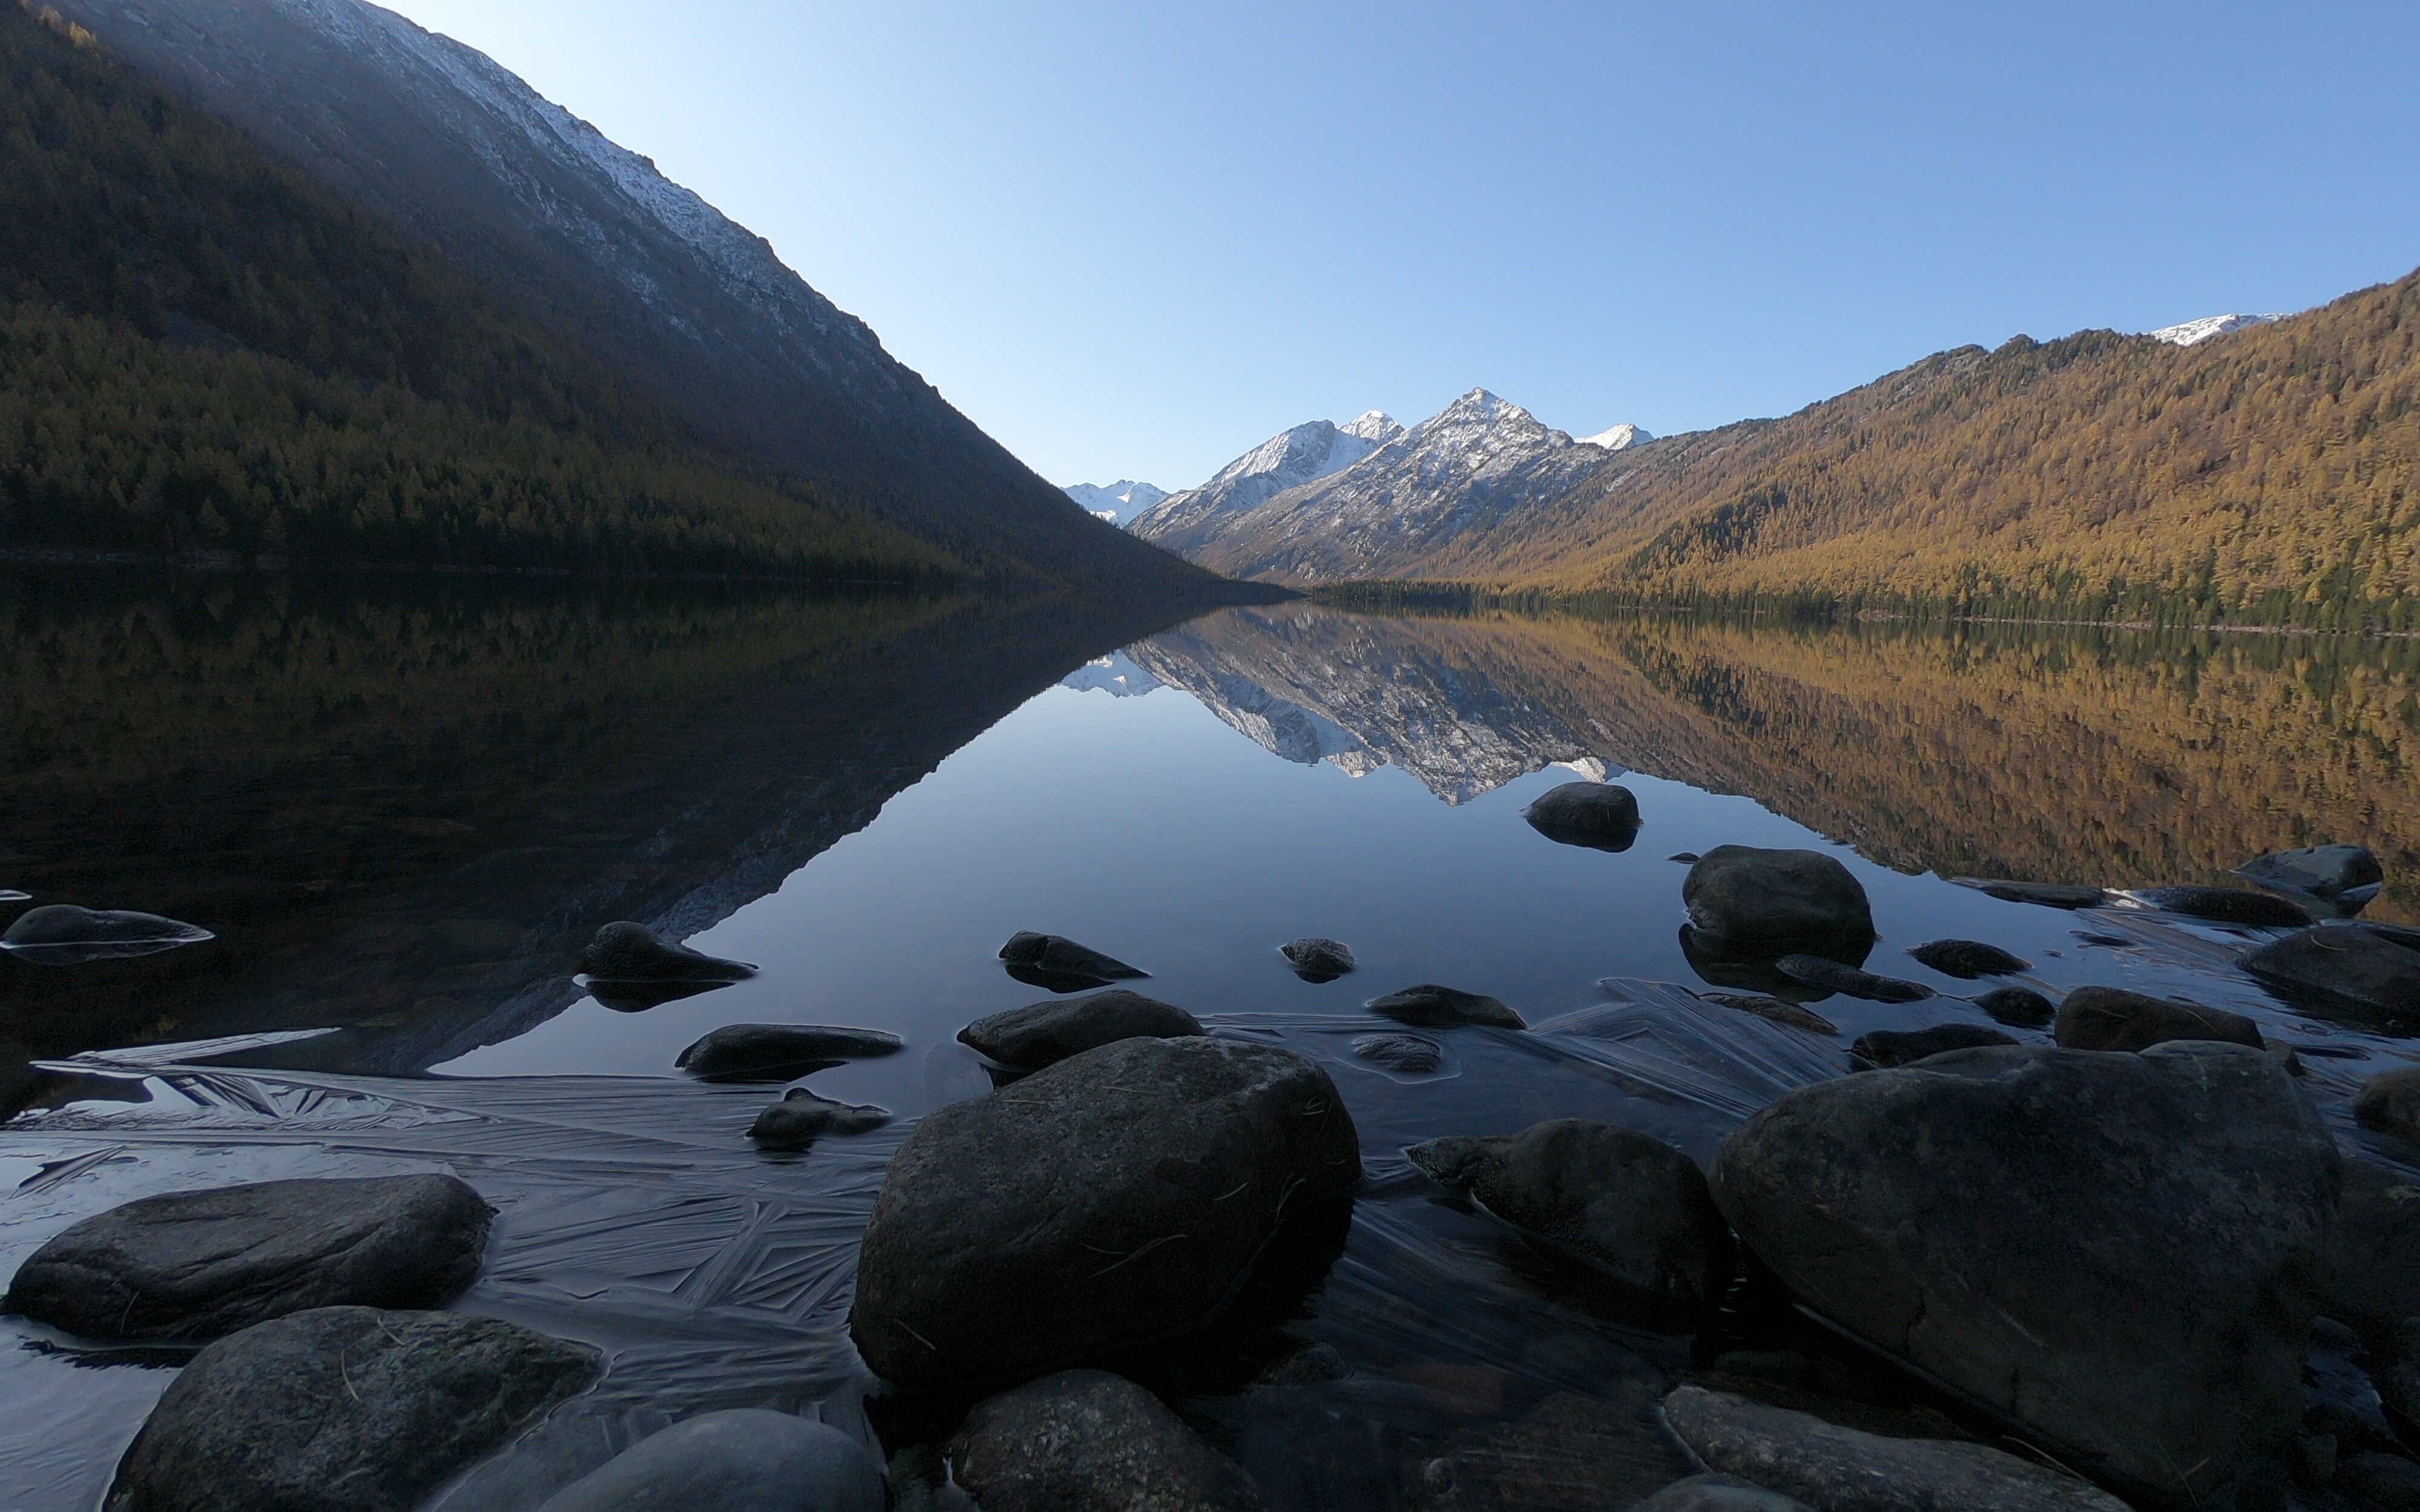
[1062,480,1169,526]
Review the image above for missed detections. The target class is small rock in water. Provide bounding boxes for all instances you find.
[1975,986,2057,1028]
[1520,781,1643,851]
[1684,847,1876,952]
[1849,1023,2018,1068]
[1662,1387,2130,1512]
[2238,844,2384,913]
[1906,939,2031,978]
[2052,985,2263,1052]
[0,887,28,902]
[3,1175,490,1341]
[1774,954,1930,1003]
[959,989,1202,1071]
[1280,936,1356,982]
[1669,852,1702,864]
[578,921,756,983]
[748,1087,891,1149]
[1632,1475,1814,1512]
[1365,983,1526,1029]
[2355,1066,2420,1142]
[2135,885,2315,928]
[108,1306,599,1512]
[1352,1032,1445,1075]
[947,1370,1262,1512]
[675,1023,903,1081]
[0,903,214,964]
[1405,1119,1731,1311]
[532,1409,885,1512]
[1697,992,1839,1035]
[997,930,1149,983]
[2070,929,2135,948]
[1960,878,2108,910]
[2244,926,2420,1025]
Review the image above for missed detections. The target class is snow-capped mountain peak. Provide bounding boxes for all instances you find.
[1575,422,1653,450]
[1127,411,1404,543]
[2149,313,2284,347]
[1062,480,1169,526]
[1339,410,1401,443]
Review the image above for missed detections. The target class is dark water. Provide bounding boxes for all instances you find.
[4,573,2418,1509]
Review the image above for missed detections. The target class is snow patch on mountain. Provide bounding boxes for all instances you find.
[1575,422,1652,450]
[2149,313,2283,347]
[1129,412,1402,543]
[1062,480,1169,526]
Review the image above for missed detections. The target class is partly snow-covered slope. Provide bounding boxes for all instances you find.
[1128,412,1402,550]
[2149,313,2284,346]
[1062,480,1170,526]
[1575,422,1653,449]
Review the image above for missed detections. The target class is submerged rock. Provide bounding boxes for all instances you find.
[1698,992,1839,1035]
[107,1306,598,1512]
[4,1175,489,1341]
[2238,844,2384,913]
[1849,1023,2018,1068]
[748,1088,891,1149]
[1684,847,1874,953]
[850,1036,1359,1392]
[1663,1387,2129,1512]
[1520,781,1643,851]
[1906,939,2030,978]
[2136,885,2315,928]
[997,931,1148,981]
[958,989,1202,1071]
[1280,937,1356,982]
[947,1370,1262,1512]
[2245,927,2420,1025]
[1773,954,1929,1003]
[578,921,755,983]
[1710,1042,2340,1510]
[1632,1475,1813,1512]
[1364,983,1526,1029]
[675,1023,903,1081]
[2052,985,2264,1052]
[2355,1066,2420,1142]
[1352,1032,1445,1075]
[0,903,214,964]
[533,1409,885,1512]
[1405,1119,1729,1311]
[1975,986,2058,1028]
[1960,879,2108,910]
[1408,1391,1691,1512]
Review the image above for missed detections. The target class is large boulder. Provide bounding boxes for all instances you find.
[578,921,754,983]
[947,1370,1261,1512]
[534,1409,884,1512]
[106,1306,599,1512]
[849,1036,1360,1392]
[1710,1042,2340,1510]
[1405,1119,1729,1312]
[4,1175,490,1341]
[958,989,1202,1071]
[1520,781,1643,851]
[2238,844,2384,913]
[1663,1387,2129,1512]
[2052,985,2263,1052]
[676,1024,903,1081]
[2245,927,2420,1026]
[1684,847,1874,954]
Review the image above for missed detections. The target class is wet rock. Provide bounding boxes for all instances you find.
[998,931,1148,981]
[1520,781,1643,851]
[106,1306,598,1512]
[587,978,733,1013]
[2137,885,2315,928]
[1632,1475,1814,1512]
[1663,1387,2129,1512]
[1352,1032,1444,1075]
[2322,1163,2420,1354]
[0,903,214,964]
[1960,879,2108,910]
[1774,954,1930,1003]
[958,989,1202,1071]
[1281,937,1356,982]
[2356,1067,2420,1141]
[1365,983,1526,1030]
[578,921,755,983]
[1976,986,2057,1028]
[534,1409,885,1512]
[675,1023,903,1081]
[2239,844,2385,913]
[1682,927,1857,996]
[947,1369,1261,1512]
[1670,852,1702,864]
[1409,1391,1690,1512]
[1407,1119,1730,1311]
[2338,1452,2420,1512]
[1849,1023,2018,1068]
[3,1175,489,1341]
[2052,985,2264,1052]
[1907,939,2030,978]
[748,1088,891,1149]
[1710,1042,2339,1510]
[2245,927,2420,1025]
[1698,992,1839,1035]
[850,1036,1359,1392]
[1684,847,1875,953]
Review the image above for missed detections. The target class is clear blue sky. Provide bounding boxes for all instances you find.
[379,0,2420,491]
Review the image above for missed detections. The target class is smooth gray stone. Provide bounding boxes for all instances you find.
[1710,1042,2338,1510]
[1975,986,2056,1027]
[2137,885,2314,928]
[996,931,1148,979]
[2238,844,2384,911]
[958,989,1202,1071]
[1906,939,2030,977]
[1281,937,1356,981]
[2052,985,2263,1052]
[676,1023,903,1081]
[1364,983,1525,1029]
[0,903,213,963]
[1774,954,1929,1003]
[106,1306,598,1512]
[850,1037,1359,1392]
[1849,1023,2016,1068]
[4,1174,489,1341]
[577,921,755,982]
[948,1370,1261,1512]
[1351,1032,1444,1074]
[534,1409,884,1512]
[1406,1119,1729,1309]
[1684,847,1874,951]
[748,1088,891,1148]
[1632,1473,1814,1512]
[2245,927,2420,1025]
[2356,1066,2420,1141]
[1961,879,2108,909]
[1520,781,1643,850]
[1663,1387,2129,1512]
